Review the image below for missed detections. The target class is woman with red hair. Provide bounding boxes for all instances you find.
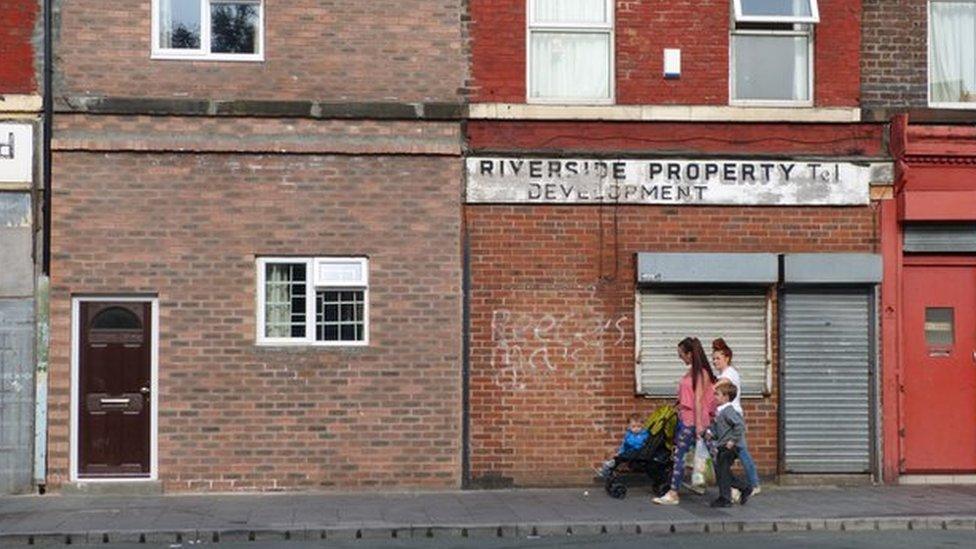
[712,338,761,495]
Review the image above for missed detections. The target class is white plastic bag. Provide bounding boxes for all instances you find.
[691,438,709,487]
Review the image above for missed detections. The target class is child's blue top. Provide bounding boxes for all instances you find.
[618,429,649,455]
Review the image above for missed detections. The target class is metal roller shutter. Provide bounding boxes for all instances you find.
[782,291,872,473]
[637,290,769,396]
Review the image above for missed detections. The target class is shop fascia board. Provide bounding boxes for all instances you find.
[470,103,861,123]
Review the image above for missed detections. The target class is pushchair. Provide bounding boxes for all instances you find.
[603,405,677,499]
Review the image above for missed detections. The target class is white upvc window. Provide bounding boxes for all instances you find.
[928,1,976,108]
[730,1,818,106]
[527,0,614,104]
[256,257,369,346]
[152,0,264,61]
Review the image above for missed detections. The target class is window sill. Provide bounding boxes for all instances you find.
[927,102,976,111]
[469,103,861,122]
[151,52,265,63]
[255,340,370,348]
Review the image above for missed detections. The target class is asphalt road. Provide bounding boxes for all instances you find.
[70,530,975,549]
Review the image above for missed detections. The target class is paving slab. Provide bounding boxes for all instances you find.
[1,485,976,545]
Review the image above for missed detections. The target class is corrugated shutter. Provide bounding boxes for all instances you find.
[782,291,872,473]
[904,224,976,253]
[0,299,35,494]
[637,291,769,396]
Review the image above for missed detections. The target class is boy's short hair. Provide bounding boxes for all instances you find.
[627,412,643,424]
[715,382,738,402]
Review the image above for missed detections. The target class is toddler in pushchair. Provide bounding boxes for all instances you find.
[598,405,677,499]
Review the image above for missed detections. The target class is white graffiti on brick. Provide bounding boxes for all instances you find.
[490,309,628,390]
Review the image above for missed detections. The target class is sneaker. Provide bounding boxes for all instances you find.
[682,481,706,496]
[652,493,680,505]
[751,485,761,496]
[710,497,732,508]
[730,487,741,503]
[739,486,754,506]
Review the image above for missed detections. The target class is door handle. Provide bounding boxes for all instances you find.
[140,386,150,394]
[100,398,131,405]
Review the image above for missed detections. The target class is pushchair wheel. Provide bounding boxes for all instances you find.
[607,481,627,499]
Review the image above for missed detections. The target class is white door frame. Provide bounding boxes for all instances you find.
[70,296,159,482]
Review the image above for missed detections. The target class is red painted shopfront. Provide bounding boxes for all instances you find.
[881,116,976,481]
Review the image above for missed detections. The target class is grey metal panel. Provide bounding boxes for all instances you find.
[0,228,34,298]
[782,291,871,473]
[784,254,882,284]
[638,291,768,396]
[0,193,32,227]
[0,298,35,494]
[637,253,778,284]
[904,224,976,253]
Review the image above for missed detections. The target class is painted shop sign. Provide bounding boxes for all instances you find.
[0,123,33,183]
[466,157,893,206]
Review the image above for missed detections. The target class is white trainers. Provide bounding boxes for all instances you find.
[730,488,741,503]
[652,493,680,505]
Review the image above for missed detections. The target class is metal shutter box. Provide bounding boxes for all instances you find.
[782,291,872,473]
[637,291,769,396]
[903,224,976,253]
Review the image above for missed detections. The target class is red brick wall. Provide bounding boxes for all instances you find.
[470,0,861,106]
[55,1,465,101]
[50,152,463,492]
[467,121,886,156]
[467,204,879,486]
[0,0,37,93]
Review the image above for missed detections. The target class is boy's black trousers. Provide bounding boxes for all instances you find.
[715,447,751,501]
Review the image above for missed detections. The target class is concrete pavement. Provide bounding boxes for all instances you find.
[1,484,975,545]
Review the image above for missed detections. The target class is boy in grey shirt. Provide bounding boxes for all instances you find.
[705,383,753,507]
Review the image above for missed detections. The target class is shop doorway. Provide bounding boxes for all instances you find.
[73,300,156,479]
[902,264,976,473]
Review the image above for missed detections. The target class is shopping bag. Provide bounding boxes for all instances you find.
[691,438,709,487]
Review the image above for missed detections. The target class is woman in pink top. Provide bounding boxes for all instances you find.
[653,337,717,505]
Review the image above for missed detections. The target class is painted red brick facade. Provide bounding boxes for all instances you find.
[0,0,37,94]
[470,0,860,106]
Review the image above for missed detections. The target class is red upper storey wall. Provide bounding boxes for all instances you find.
[0,0,37,94]
[470,0,860,107]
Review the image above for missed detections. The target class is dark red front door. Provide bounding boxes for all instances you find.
[903,265,976,473]
[79,302,152,477]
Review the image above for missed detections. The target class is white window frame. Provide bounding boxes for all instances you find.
[729,10,816,107]
[151,0,265,62]
[256,257,370,347]
[733,0,820,24]
[927,0,976,109]
[526,0,615,105]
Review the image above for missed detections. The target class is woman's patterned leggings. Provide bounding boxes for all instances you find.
[670,421,697,491]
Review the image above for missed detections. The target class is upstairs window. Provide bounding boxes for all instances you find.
[730,0,819,105]
[152,0,264,61]
[527,0,614,103]
[929,1,976,107]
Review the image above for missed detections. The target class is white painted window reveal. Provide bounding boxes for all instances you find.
[527,0,614,103]
[731,0,819,106]
[929,1,976,108]
[152,0,264,61]
[256,257,369,346]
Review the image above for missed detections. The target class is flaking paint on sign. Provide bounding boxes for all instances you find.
[466,157,891,206]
